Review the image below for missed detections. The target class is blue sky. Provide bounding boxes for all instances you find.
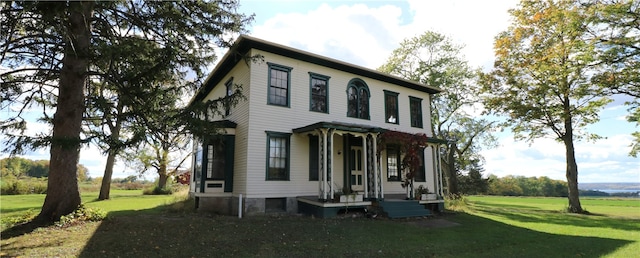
[2,0,638,183]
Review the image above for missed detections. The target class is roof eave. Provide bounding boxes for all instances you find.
[192,35,443,105]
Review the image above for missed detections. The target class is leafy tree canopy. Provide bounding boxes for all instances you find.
[1,0,253,154]
[0,0,252,222]
[479,0,640,213]
[379,31,498,196]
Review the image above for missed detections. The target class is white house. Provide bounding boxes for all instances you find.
[189,35,446,218]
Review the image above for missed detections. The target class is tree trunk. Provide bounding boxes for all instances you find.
[563,125,583,213]
[98,149,117,200]
[157,139,171,189]
[37,1,93,223]
[98,103,124,200]
[562,90,583,213]
[445,142,459,196]
[158,163,168,189]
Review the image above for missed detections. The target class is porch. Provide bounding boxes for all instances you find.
[297,195,444,218]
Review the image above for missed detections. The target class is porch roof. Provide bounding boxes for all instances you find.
[292,121,385,134]
[210,119,237,128]
[292,121,449,144]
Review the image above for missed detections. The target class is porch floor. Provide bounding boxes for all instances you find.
[296,195,444,218]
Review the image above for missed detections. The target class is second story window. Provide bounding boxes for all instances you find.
[268,63,292,107]
[409,96,423,128]
[346,79,370,119]
[384,90,399,124]
[309,72,329,113]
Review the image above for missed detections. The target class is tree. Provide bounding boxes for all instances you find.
[379,31,497,196]
[87,2,252,200]
[487,175,524,196]
[1,1,252,222]
[458,159,488,195]
[77,164,89,182]
[480,0,611,213]
[26,160,49,178]
[2,1,95,223]
[584,0,639,157]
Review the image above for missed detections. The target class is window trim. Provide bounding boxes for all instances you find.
[225,77,234,116]
[267,62,293,107]
[386,145,402,182]
[346,78,370,120]
[384,90,399,124]
[265,131,292,181]
[308,72,330,113]
[409,96,423,128]
[204,138,226,181]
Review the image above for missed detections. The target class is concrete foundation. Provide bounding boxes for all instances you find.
[196,196,299,216]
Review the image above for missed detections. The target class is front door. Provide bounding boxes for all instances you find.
[349,146,364,192]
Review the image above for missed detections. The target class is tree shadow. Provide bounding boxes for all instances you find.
[0,207,39,214]
[1,218,52,239]
[429,213,634,257]
[473,204,640,232]
[74,208,633,257]
[471,200,539,210]
[2,201,634,257]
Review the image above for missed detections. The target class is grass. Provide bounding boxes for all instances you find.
[1,193,638,257]
[1,189,178,221]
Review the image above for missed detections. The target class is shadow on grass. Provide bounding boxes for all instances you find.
[472,203,640,232]
[1,220,49,239]
[471,200,540,210]
[72,208,633,257]
[0,207,38,214]
[1,197,633,258]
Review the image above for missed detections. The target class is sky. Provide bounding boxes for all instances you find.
[231,0,639,183]
[2,0,638,183]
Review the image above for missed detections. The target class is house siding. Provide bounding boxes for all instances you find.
[192,38,443,215]
[201,60,252,196]
[244,50,436,198]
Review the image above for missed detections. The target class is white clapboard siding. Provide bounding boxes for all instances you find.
[202,61,252,194]
[238,50,437,197]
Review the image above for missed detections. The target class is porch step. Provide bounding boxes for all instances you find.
[379,200,431,218]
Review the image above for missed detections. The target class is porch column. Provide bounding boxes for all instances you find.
[319,128,329,200]
[329,129,335,200]
[362,133,368,199]
[436,144,444,197]
[372,133,380,199]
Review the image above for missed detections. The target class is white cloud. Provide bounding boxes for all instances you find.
[405,0,518,69]
[252,3,405,68]
[250,1,520,70]
[483,134,639,182]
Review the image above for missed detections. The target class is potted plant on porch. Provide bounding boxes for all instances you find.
[339,186,363,202]
[415,185,429,200]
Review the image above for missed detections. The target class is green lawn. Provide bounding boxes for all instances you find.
[1,189,177,219]
[1,194,638,257]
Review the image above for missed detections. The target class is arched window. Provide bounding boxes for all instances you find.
[346,78,370,119]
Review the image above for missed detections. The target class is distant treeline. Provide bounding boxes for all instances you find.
[1,157,89,181]
[485,175,569,197]
[460,174,639,198]
[579,189,640,198]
